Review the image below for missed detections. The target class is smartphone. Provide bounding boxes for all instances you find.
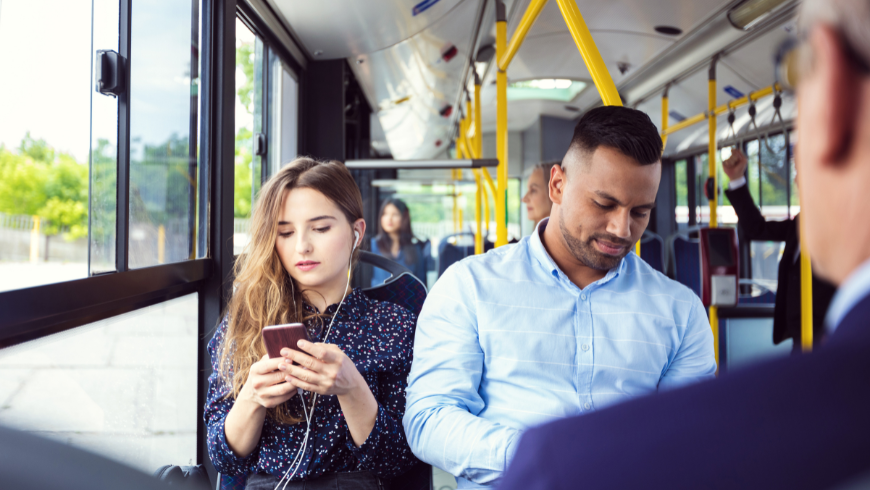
[262,323,310,360]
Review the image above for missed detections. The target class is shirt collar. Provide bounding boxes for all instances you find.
[826,258,870,332]
[530,217,625,290]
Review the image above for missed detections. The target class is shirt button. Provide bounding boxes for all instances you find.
[580,294,587,300]
[584,402,592,410]
[581,343,590,351]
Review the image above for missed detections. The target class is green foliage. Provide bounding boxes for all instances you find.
[236,43,255,115]
[234,38,256,218]
[235,127,253,218]
[0,133,89,240]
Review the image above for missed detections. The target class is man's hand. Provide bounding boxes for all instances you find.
[722,148,749,181]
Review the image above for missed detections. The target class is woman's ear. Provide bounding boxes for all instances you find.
[353,219,366,248]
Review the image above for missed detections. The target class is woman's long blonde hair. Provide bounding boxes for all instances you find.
[218,157,363,424]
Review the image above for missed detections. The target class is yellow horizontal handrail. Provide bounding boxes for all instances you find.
[497,0,549,71]
[662,83,781,136]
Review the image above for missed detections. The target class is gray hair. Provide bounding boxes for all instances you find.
[799,0,870,69]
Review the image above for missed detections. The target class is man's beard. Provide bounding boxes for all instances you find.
[558,208,632,271]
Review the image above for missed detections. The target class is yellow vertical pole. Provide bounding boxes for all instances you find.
[495,1,509,247]
[474,76,483,160]
[473,170,483,254]
[661,85,670,152]
[708,60,718,229]
[482,180,490,236]
[30,216,40,263]
[708,58,719,369]
[158,224,166,264]
[800,219,814,352]
[473,76,489,239]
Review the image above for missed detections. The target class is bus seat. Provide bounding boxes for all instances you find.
[205,252,431,490]
[359,250,432,490]
[670,232,702,299]
[359,250,428,316]
[438,232,494,276]
[639,230,665,273]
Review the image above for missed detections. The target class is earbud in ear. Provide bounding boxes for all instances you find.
[353,231,360,251]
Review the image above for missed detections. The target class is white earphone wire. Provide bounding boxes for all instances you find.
[274,231,357,489]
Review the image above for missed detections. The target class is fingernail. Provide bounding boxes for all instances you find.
[279,364,286,371]
[297,339,306,346]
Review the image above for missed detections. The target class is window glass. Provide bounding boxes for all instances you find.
[268,57,299,177]
[696,153,733,225]
[128,0,200,268]
[0,0,96,292]
[234,20,258,255]
[0,294,198,471]
[750,240,784,292]
[674,159,687,225]
[746,139,761,205]
[789,130,799,215]
[90,0,122,274]
[758,133,789,220]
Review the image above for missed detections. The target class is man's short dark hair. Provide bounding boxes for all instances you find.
[569,106,662,165]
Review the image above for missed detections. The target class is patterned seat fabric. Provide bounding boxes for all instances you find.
[362,272,427,317]
[673,236,702,299]
[640,233,665,273]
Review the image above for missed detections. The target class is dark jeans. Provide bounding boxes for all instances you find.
[245,471,382,490]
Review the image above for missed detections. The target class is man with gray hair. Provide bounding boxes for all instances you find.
[500,0,870,488]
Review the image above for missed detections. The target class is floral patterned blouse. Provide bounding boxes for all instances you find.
[204,288,418,480]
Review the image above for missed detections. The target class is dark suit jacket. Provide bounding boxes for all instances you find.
[500,293,870,490]
[725,184,836,345]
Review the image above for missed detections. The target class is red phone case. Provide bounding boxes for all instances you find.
[262,323,310,359]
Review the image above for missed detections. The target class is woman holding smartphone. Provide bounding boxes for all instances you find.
[204,158,417,489]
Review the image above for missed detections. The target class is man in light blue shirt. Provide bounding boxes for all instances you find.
[403,106,717,488]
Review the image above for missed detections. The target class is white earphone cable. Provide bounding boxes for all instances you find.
[274,231,358,489]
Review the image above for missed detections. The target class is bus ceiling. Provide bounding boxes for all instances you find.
[260,0,799,160]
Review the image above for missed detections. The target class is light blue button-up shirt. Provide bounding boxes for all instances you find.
[826,258,870,331]
[403,219,717,488]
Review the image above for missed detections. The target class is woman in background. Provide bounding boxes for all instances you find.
[370,198,428,286]
[522,161,557,227]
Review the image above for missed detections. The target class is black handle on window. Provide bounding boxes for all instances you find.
[95,50,125,97]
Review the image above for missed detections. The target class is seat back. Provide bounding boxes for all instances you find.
[437,233,493,276]
[639,230,665,273]
[359,251,428,316]
[358,252,432,490]
[671,234,702,299]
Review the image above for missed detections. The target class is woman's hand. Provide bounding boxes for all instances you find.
[722,148,749,181]
[240,354,298,409]
[279,340,364,396]
[281,340,379,447]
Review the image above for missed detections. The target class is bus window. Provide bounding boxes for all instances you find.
[675,159,688,226]
[0,0,106,291]
[0,293,199,471]
[233,19,299,256]
[128,0,201,269]
[759,133,789,220]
